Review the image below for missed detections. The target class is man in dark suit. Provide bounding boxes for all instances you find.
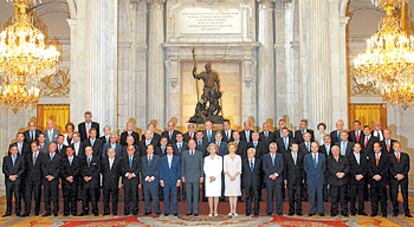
[140,130,159,156]
[202,121,216,144]
[389,142,412,217]
[304,142,325,216]
[369,142,389,217]
[381,129,398,154]
[284,143,304,216]
[159,145,182,216]
[81,128,103,158]
[348,143,369,216]
[37,133,48,154]
[56,134,67,155]
[232,131,248,159]
[260,122,275,148]
[181,140,204,216]
[184,123,197,143]
[330,119,345,145]
[102,133,123,158]
[274,118,293,140]
[42,142,61,216]
[327,145,349,217]
[15,132,29,157]
[173,132,189,158]
[295,119,314,144]
[2,144,25,217]
[299,132,312,154]
[123,135,141,157]
[80,146,100,216]
[141,144,161,215]
[320,135,333,201]
[102,148,122,215]
[122,145,140,215]
[248,132,266,158]
[70,132,84,158]
[221,119,234,142]
[99,125,112,144]
[214,131,228,157]
[372,121,384,142]
[120,121,140,146]
[23,141,46,216]
[61,147,81,216]
[144,123,161,143]
[276,128,293,154]
[158,137,169,156]
[243,147,262,216]
[262,142,284,216]
[240,120,254,143]
[24,120,41,144]
[362,125,378,154]
[44,119,60,144]
[161,121,181,144]
[195,131,208,156]
[78,111,100,142]
[349,120,363,144]
[339,131,355,157]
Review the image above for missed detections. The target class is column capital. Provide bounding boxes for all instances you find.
[146,0,166,8]
[257,0,274,9]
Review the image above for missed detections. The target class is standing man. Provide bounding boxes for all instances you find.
[372,121,384,142]
[248,132,266,158]
[262,142,284,216]
[102,133,123,158]
[203,121,216,144]
[348,143,369,216]
[78,111,100,142]
[381,129,398,154]
[195,131,208,155]
[120,121,140,146]
[295,119,314,144]
[369,142,389,217]
[184,123,197,143]
[37,133,48,154]
[80,146,100,216]
[274,119,293,140]
[339,132,355,157]
[2,144,25,217]
[284,143,304,216]
[260,122,275,148]
[181,139,204,216]
[159,145,182,216]
[362,125,378,153]
[330,119,345,145]
[141,144,160,215]
[102,148,122,216]
[349,120,363,144]
[99,126,112,144]
[304,142,325,216]
[222,119,234,142]
[15,132,29,157]
[173,132,189,158]
[24,120,41,144]
[56,134,67,155]
[389,142,411,217]
[162,121,181,144]
[233,131,248,159]
[61,147,81,216]
[240,120,254,143]
[122,145,140,216]
[243,148,262,216]
[42,142,61,216]
[327,145,349,217]
[276,128,293,154]
[23,141,46,216]
[81,128,103,158]
[44,119,60,144]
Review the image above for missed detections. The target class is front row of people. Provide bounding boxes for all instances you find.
[2,139,411,218]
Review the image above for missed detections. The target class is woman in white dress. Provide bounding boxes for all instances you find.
[315,122,327,145]
[204,143,223,216]
[224,142,241,216]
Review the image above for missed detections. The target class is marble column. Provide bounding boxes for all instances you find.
[147,0,166,126]
[257,0,276,125]
[274,1,286,119]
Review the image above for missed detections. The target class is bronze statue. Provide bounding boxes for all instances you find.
[189,49,224,124]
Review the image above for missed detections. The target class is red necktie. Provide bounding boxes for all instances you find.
[365,137,369,148]
[396,153,400,163]
[356,131,360,142]
[376,155,380,167]
[386,140,391,152]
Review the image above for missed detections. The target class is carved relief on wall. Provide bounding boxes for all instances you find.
[350,70,379,96]
[39,69,71,97]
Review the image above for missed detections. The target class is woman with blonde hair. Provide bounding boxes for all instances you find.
[203,143,223,217]
[224,142,242,216]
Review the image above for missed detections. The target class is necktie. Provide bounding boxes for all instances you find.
[12,156,16,167]
[253,142,257,148]
[250,160,254,172]
[87,157,91,167]
[110,159,113,170]
[48,130,52,141]
[33,153,37,166]
[376,154,380,167]
[50,153,54,160]
[265,131,268,138]
[129,156,133,169]
[69,157,72,165]
[356,154,360,165]
[386,140,391,152]
[293,152,297,165]
[31,130,35,141]
[337,131,340,141]
[326,145,330,156]
[191,150,194,156]
[284,138,288,150]
[178,143,182,150]
[271,154,275,165]
[356,131,360,142]
[365,137,369,148]
[246,131,250,143]
[396,153,400,163]
[306,143,310,152]
[313,154,317,167]
[169,157,172,169]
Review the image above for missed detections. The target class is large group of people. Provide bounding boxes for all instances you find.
[2,111,411,219]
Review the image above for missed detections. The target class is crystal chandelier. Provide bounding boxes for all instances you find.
[0,0,60,112]
[352,0,414,110]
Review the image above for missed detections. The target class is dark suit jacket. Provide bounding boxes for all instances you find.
[78,121,100,142]
[120,131,140,146]
[330,130,343,145]
[361,135,379,154]
[327,155,349,186]
[262,152,284,184]
[299,142,312,154]
[347,151,369,185]
[349,130,363,144]
[101,157,122,188]
[81,138,104,157]
[102,143,123,158]
[141,155,160,182]
[202,130,216,144]
[242,158,262,189]
[338,141,355,157]
[381,138,398,154]
[294,129,315,144]
[234,140,248,159]
[121,155,140,184]
[276,137,293,154]
[56,143,67,156]
[159,155,181,184]
[99,135,110,144]
[368,152,390,185]
[371,130,384,141]
[13,142,30,158]
[183,131,196,143]
[283,151,305,183]
[221,130,234,143]
[215,141,228,157]
[25,152,46,184]
[195,139,209,156]
[274,129,294,140]
[138,139,158,156]
[60,156,82,183]
[81,155,100,189]
[239,130,253,143]
[247,141,266,158]
[69,142,84,159]
[173,142,189,158]
[141,133,160,146]
[259,131,275,147]
[41,153,62,181]
[122,145,141,158]
[24,129,42,143]
[389,152,410,180]
[2,155,25,184]
[161,130,182,144]
[319,144,333,157]
[304,153,325,185]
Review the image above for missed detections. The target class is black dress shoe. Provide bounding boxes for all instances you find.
[2,213,11,217]
[173,213,178,216]
[103,212,110,216]
[144,212,151,215]
[123,213,130,216]
[193,213,199,216]
[318,213,325,216]
[405,213,413,218]
[370,213,377,217]
[186,212,192,216]
[267,212,272,216]
[358,212,367,216]
[246,212,251,216]
[392,213,398,217]
[34,212,40,216]
[155,213,160,216]
[341,213,348,217]
[330,213,337,217]
[63,213,69,217]
[132,212,138,216]
[288,211,294,216]
[308,213,315,216]
[72,213,77,216]
[94,213,99,216]
[164,213,169,216]
[53,213,59,217]
[296,212,303,216]
[43,213,51,217]
[382,213,387,218]
[80,212,89,216]
[277,213,283,216]
[21,213,30,217]
[254,213,259,216]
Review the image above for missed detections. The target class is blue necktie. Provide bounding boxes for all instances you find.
[271,154,275,165]
[12,156,16,167]
[284,138,288,150]
[313,154,317,167]
[250,160,254,173]
[129,156,133,169]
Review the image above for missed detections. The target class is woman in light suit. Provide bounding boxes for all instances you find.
[63,122,75,146]
[204,143,222,217]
